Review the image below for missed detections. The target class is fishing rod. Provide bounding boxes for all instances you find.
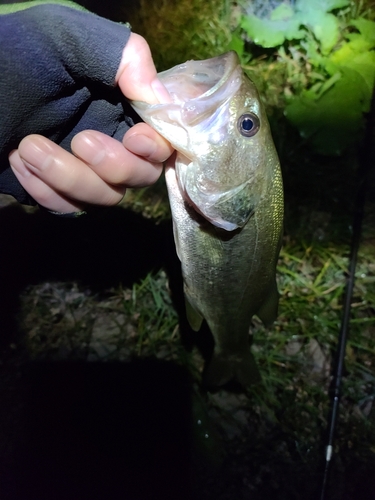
[319,88,375,500]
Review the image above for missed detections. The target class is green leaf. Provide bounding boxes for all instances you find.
[328,41,375,98]
[325,0,350,9]
[295,0,350,14]
[315,72,342,98]
[240,13,304,48]
[351,18,375,45]
[342,52,375,99]
[227,33,245,60]
[328,38,374,69]
[270,3,295,21]
[297,9,340,54]
[285,68,368,155]
[312,12,340,54]
[300,38,324,67]
[240,15,285,47]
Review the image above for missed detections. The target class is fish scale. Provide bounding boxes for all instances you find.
[131,52,284,387]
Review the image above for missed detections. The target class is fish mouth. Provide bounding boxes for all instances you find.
[183,180,257,231]
[160,51,241,105]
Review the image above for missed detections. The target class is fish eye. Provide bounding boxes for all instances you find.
[237,113,260,137]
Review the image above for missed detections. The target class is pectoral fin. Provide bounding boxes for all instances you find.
[185,296,204,332]
[256,279,279,327]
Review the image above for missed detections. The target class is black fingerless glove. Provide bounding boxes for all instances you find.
[0,1,132,204]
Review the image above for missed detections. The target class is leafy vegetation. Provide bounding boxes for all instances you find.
[131,0,375,155]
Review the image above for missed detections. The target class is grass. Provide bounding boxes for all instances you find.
[126,0,235,71]
[121,173,171,222]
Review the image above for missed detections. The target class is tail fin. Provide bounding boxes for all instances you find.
[203,350,261,388]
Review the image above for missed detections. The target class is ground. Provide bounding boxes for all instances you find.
[0,159,374,499]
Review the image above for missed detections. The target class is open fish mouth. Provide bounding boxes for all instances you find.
[131,51,266,231]
[157,52,242,108]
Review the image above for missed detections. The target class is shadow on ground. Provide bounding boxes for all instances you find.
[0,204,177,341]
[1,359,192,500]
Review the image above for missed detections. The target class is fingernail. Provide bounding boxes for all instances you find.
[9,150,31,177]
[73,132,107,165]
[18,136,55,172]
[123,133,157,158]
[151,78,172,104]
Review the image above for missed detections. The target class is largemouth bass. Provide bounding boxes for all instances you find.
[131,52,283,387]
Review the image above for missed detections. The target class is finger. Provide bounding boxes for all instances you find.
[71,126,172,187]
[116,33,171,104]
[14,135,126,207]
[9,149,85,213]
[122,123,174,163]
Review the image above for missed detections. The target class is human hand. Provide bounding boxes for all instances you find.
[3,3,173,212]
[9,33,173,213]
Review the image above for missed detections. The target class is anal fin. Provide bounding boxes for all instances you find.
[256,279,279,328]
[185,296,204,332]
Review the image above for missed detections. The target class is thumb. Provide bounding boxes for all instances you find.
[116,33,170,104]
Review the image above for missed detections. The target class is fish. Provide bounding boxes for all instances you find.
[131,51,284,387]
